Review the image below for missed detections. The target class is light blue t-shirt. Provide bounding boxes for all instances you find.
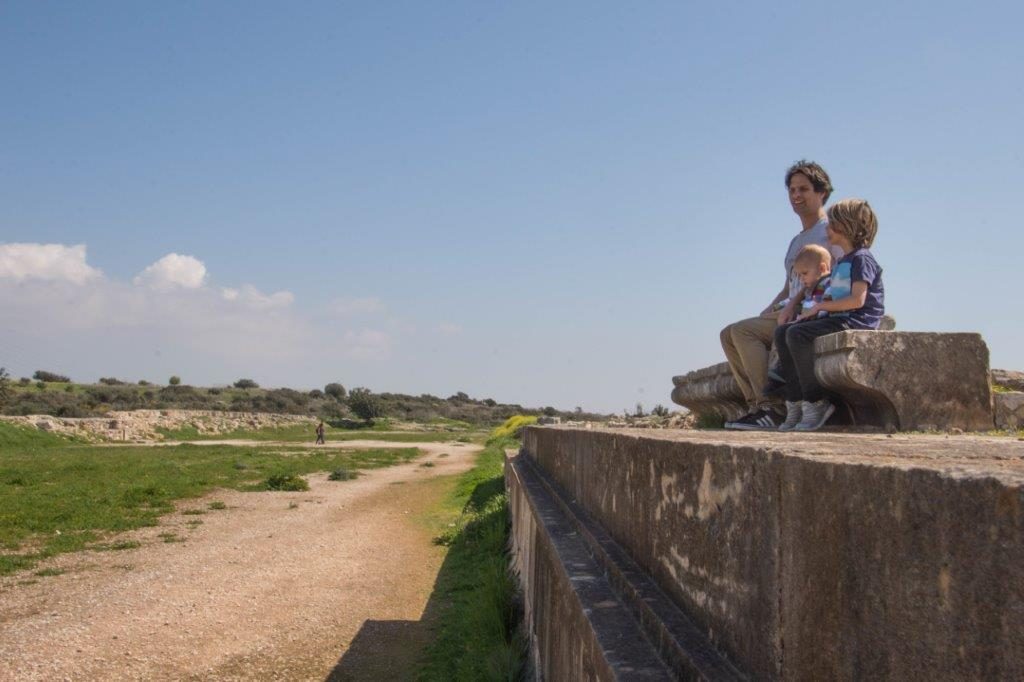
[824,248,885,329]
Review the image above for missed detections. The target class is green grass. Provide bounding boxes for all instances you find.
[418,433,526,681]
[0,425,419,575]
[158,422,486,444]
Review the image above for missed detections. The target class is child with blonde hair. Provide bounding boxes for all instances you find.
[774,199,885,431]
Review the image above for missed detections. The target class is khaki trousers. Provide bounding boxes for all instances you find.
[720,313,778,410]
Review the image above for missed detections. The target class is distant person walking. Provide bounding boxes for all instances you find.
[719,160,844,430]
[315,421,325,445]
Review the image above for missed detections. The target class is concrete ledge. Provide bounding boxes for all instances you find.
[511,451,747,680]
[520,426,1024,680]
[814,331,994,431]
[506,451,674,680]
[670,363,746,422]
[672,330,995,431]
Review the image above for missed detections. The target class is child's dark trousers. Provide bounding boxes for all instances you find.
[774,317,852,402]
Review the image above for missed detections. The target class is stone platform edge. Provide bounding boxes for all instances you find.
[518,425,1024,680]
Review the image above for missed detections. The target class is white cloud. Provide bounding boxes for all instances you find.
[331,296,385,316]
[134,253,207,290]
[222,284,294,310]
[0,243,102,285]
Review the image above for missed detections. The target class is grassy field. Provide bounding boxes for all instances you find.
[155,422,486,443]
[0,422,418,575]
[418,431,526,681]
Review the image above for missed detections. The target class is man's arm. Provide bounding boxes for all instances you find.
[760,276,791,315]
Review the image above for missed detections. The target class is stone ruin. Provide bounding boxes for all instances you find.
[0,409,317,443]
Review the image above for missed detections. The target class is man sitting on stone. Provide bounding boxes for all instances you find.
[719,160,843,430]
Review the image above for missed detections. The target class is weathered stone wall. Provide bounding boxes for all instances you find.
[518,426,1024,679]
[0,409,316,442]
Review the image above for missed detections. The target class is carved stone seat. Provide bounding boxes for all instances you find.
[672,330,996,431]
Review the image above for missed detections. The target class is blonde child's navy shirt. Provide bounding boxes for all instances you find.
[824,248,885,329]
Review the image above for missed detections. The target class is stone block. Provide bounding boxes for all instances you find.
[993,369,1024,392]
[995,392,1024,430]
[671,362,747,422]
[814,331,994,431]
[519,426,1024,679]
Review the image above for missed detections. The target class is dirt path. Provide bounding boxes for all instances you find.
[0,440,482,681]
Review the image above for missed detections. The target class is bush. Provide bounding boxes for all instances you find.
[347,387,384,423]
[168,376,181,386]
[308,389,324,399]
[324,383,346,400]
[234,378,259,389]
[33,370,70,383]
[138,380,151,386]
[98,377,126,386]
[328,468,358,481]
[0,368,9,409]
[263,473,309,491]
[490,415,538,442]
[651,404,669,417]
[19,377,30,386]
[35,381,46,390]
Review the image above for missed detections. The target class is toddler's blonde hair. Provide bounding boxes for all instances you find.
[794,243,832,270]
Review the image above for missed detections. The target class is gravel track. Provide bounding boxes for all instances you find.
[0,440,481,681]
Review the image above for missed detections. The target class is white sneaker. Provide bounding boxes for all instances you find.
[794,400,835,431]
[778,401,803,431]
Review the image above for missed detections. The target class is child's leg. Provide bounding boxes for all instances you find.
[783,318,851,401]
[773,323,802,403]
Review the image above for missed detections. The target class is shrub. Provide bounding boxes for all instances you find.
[168,376,181,386]
[348,387,384,423]
[308,389,324,399]
[263,473,309,491]
[234,378,259,389]
[328,468,358,481]
[0,368,9,409]
[98,377,126,386]
[324,383,346,400]
[651,404,669,417]
[33,370,70,383]
[490,415,538,442]
[35,381,46,390]
[542,406,557,417]
[138,380,152,386]
[19,377,30,386]
[696,412,725,429]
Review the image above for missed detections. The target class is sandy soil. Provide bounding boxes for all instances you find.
[0,440,482,681]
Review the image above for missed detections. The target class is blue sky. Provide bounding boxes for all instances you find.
[2,2,1021,413]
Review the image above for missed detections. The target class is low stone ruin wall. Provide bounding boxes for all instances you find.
[0,409,317,443]
[509,426,1024,679]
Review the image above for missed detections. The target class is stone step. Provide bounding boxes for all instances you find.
[514,452,747,680]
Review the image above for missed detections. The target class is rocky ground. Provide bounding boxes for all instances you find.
[0,409,319,443]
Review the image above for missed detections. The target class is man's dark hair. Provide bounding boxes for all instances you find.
[785,160,833,204]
